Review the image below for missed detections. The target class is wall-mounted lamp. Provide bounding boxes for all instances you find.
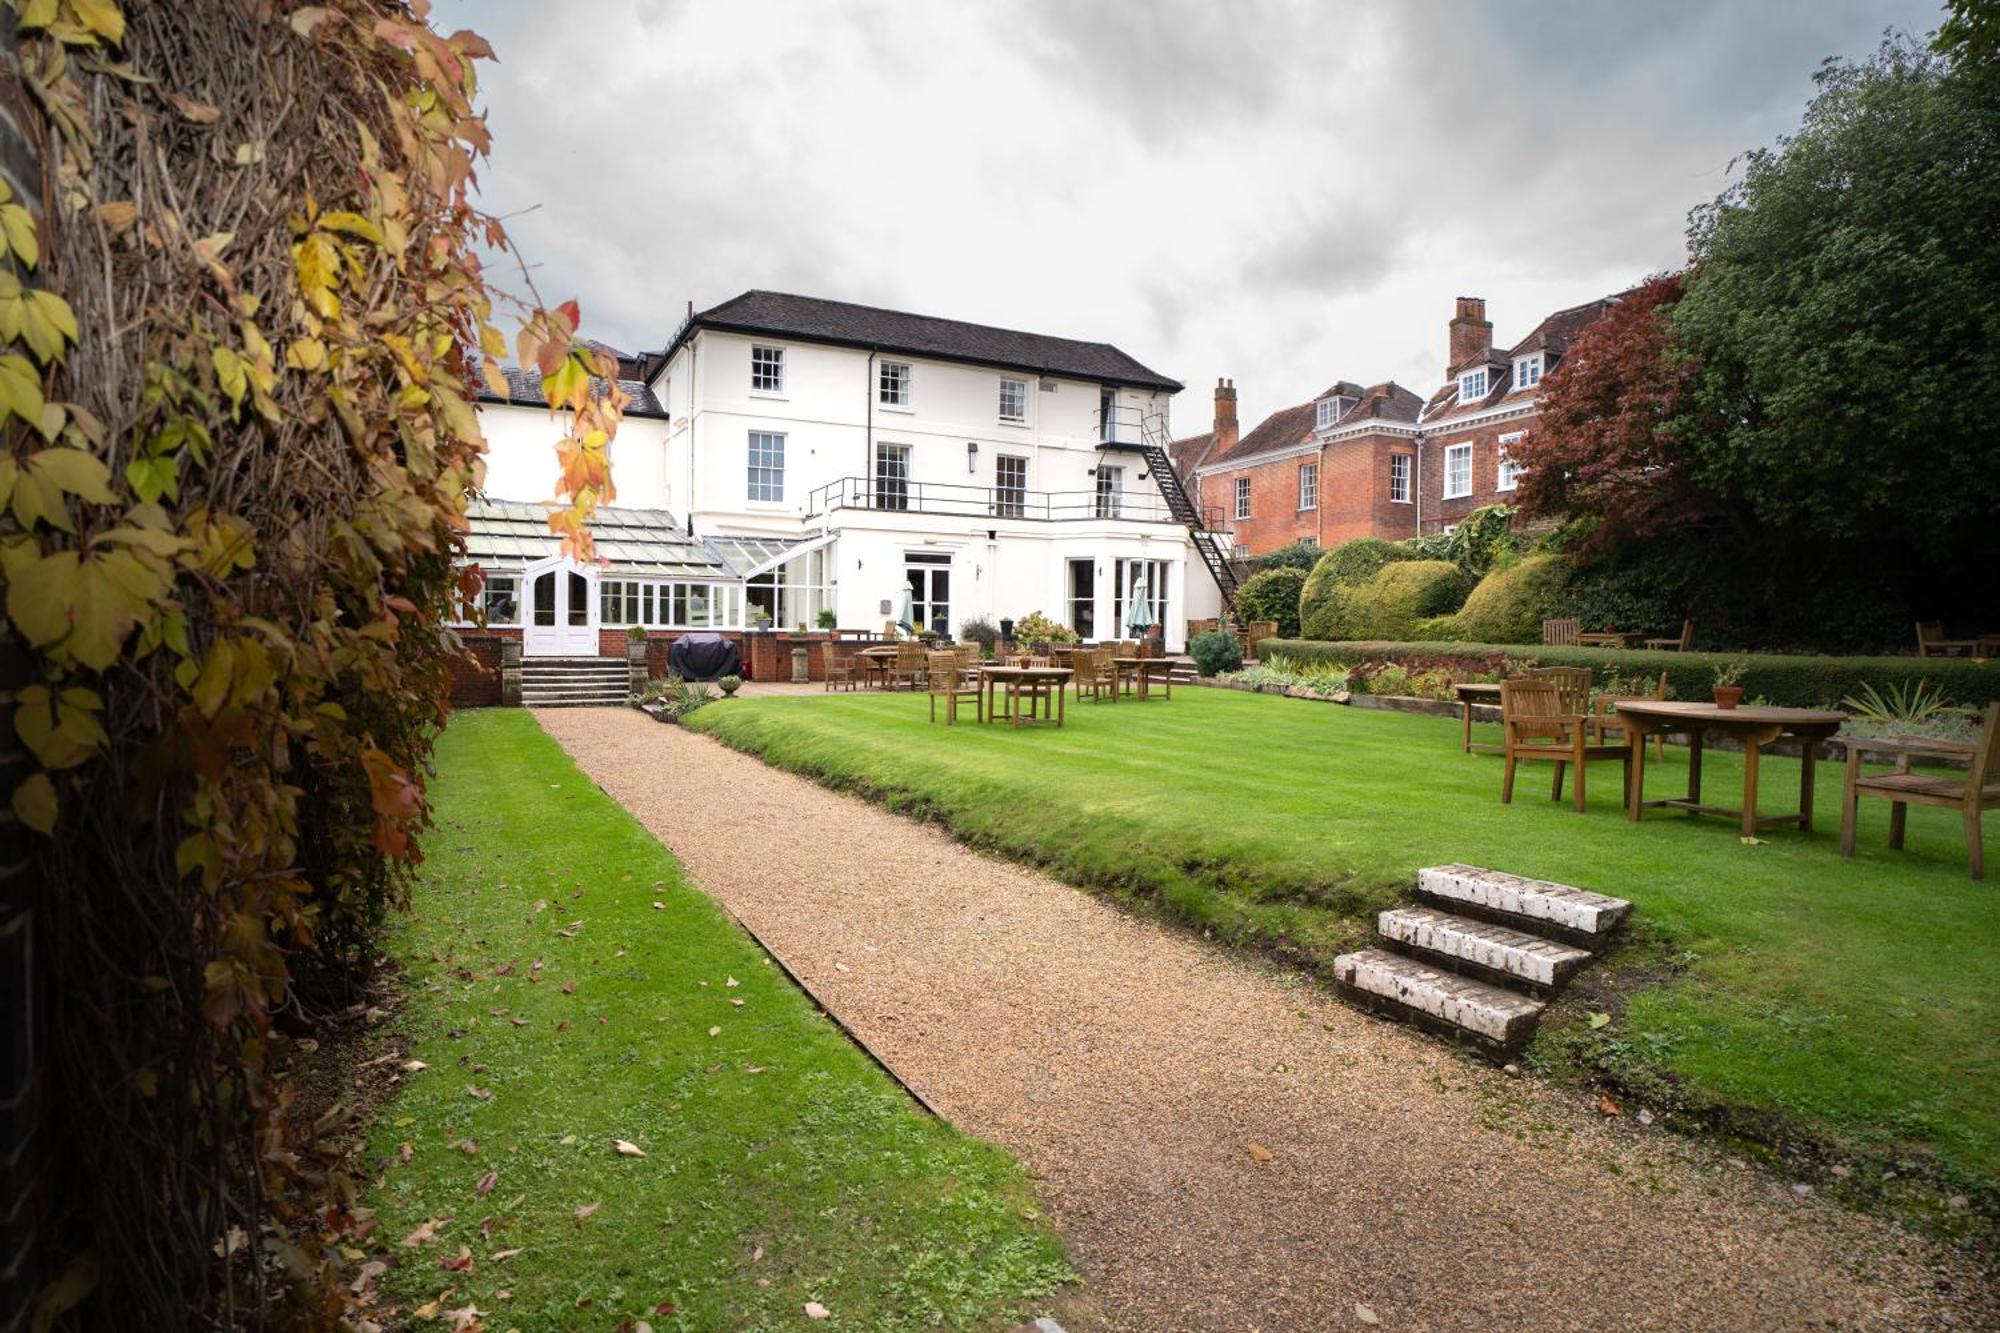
[1086,466,1098,476]
[966,440,978,473]
[1138,471,1149,480]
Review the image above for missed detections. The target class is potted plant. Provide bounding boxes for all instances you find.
[749,607,773,632]
[1711,659,1748,710]
[815,608,837,631]
[719,674,743,697]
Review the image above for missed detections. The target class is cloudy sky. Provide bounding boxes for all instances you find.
[435,0,1940,435]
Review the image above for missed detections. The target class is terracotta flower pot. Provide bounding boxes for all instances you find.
[1712,685,1744,710]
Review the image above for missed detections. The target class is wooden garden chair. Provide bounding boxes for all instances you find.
[892,641,928,690]
[1528,665,1594,716]
[1500,677,1632,814]
[1587,670,1669,760]
[1541,618,1580,646]
[1916,621,1979,658]
[821,640,856,692]
[1840,701,2000,880]
[1644,619,1693,651]
[927,651,982,724]
[1076,648,1119,703]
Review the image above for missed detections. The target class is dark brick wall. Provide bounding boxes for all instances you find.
[1421,414,1532,533]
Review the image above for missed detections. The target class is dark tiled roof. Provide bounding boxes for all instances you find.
[1334,382,1423,426]
[664,290,1183,392]
[483,364,668,419]
[1423,294,1621,425]
[1168,430,1213,479]
[1315,380,1367,402]
[1202,400,1317,469]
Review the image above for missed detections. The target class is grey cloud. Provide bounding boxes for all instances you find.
[1239,208,1403,299]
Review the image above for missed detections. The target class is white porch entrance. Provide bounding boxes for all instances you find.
[524,556,597,656]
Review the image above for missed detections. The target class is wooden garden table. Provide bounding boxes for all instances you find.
[1112,657,1175,701]
[979,666,1073,729]
[854,645,898,689]
[1454,681,1503,755]
[1615,700,1848,838]
[1578,630,1646,648]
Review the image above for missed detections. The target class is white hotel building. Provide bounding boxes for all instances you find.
[466,291,1229,658]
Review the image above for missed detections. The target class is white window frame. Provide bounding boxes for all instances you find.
[1233,475,1251,521]
[998,376,1028,424]
[879,360,912,409]
[1444,442,1473,500]
[1315,398,1339,430]
[1496,431,1524,493]
[1512,353,1543,391]
[1388,453,1412,504]
[1298,461,1318,512]
[873,442,911,511]
[994,454,1028,517]
[1458,368,1488,403]
[1096,466,1125,519]
[476,573,520,626]
[750,344,785,395]
[747,429,786,503]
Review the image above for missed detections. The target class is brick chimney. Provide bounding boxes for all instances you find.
[1448,296,1492,375]
[1213,377,1238,455]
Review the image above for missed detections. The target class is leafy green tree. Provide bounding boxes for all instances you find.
[1233,566,1306,637]
[1673,36,2000,576]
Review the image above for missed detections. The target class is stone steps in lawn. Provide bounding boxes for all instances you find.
[1333,947,1546,1051]
[1416,863,1631,946]
[1378,905,1592,993]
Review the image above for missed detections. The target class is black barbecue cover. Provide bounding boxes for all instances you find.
[668,632,741,682]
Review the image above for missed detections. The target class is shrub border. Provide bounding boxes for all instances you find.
[1258,639,2000,709]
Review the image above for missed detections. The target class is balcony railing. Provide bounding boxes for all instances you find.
[808,476,1180,524]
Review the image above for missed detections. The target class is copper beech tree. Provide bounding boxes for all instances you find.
[1,0,618,1324]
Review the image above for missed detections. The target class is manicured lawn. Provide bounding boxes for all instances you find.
[361,711,1071,1330]
[690,686,2000,1201]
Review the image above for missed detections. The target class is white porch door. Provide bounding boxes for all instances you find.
[524,558,597,657]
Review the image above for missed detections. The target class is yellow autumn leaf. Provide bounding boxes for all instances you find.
[7,550,78,648]
[190,641,233,718]
[480,323,507,360]
[0,354,47,431]
[481,358,510,398]
[12,683,106,770]
[68,0,126,43]
[27,447,117,504]
[0,202,38,268]
[285,337,327,371]
[294,231,340,318]
[319,210,385,246]
[432,382,481,443]
[212,345,247,406]
[11,771,57,835]
[63,548,163,670]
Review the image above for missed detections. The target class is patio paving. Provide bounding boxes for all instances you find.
[537,706,1993,1332]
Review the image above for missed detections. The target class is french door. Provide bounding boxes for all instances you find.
[523,557,597,656]
[905,552,951,636]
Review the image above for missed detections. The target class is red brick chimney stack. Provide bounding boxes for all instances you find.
[1213,377,1238,455]
[1448,296,1492,375]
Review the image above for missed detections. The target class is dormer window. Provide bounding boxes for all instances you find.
[1457,368,1488,403]
[1512,353,1544,391]
[1316,398,1339,430]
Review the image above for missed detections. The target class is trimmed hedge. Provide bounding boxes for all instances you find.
[1342,561,1470,640]
[1233,566,1307,639]
[1253,639,2000,709]
[1300,539,1426,640]
[1450,553,1572,644]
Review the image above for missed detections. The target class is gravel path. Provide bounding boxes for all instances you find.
[538,707,1992,1332]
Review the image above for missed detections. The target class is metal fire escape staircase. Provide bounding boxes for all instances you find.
[1136,410,1239,614]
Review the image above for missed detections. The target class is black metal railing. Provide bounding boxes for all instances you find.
[808,476,1180,523]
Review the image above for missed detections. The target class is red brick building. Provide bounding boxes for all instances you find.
[1170,293,1621,555]
[1414,294,1616,533]
[1170,377,1423,556]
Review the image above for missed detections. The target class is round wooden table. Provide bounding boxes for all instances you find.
[1614,700,1848,838]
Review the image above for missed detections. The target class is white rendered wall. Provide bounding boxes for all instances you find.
[477,401,673,509]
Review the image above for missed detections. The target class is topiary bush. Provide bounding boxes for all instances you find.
[1189,629,1244,677]
[1450,554,1573,643]
[1299,538,1421,639]
[1339,560,1471,640]
[1245,538,1323,574]
[1233,567,1307,639]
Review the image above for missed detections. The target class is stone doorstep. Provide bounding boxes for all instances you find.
[1378,906,1592,990]
[1418,863,1631,938]
[1334,947,1545,1048]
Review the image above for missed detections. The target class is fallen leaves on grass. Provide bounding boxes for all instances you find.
[402,1059,429,1073]
[708,1026,722,1038]
[614,1140,647,1158]
[490,1248,523,1262]
[1245,1142,1274,1163]
[574,1202,601,1221]
[1598,1093,1622,1117]
[725,976,739,988]
[466,1086,492,1101]
[440,1247,474,1272]
[1587,1012,1611,1029]
[398,1142,414,1164]
[402,1218,447,1247]
[805,1301,830,1320]
[475,1171,498,1197]
[1355,1303,1380,1325]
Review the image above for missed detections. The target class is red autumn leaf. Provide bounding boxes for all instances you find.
[574,1201,601,1220]
[475,1170,497,1196]
[1598,1093,1622,1117]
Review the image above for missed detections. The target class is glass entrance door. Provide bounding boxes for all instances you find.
[523,558,598,656]
[905,553,951,636]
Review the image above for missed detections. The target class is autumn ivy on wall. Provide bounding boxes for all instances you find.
[0,0,620,1324]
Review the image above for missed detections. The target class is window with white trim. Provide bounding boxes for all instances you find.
[747,430,785,502]
[1096,466,1124,519]
[1233,476,1251,520]
[879,360,911,407]
[1458,368,1488,402]
[599,579,734,629]
[1388,453,1411,503]
[1315,398,1339,430]
[998,377,1027,423]
[1444,442,1473,499]
[480,574,519,625]
[750,344,784,393]
[1512,353,1543,390]
[1298,461,1318,511]
[995,455,1027,517]
[873,443,910,511]
[1496,431,1524,492]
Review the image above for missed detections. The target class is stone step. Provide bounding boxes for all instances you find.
[1416,864,1630,944]
[1334,947,1546,1050]
[1378,906,1592,991]
[521,669,628,682]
